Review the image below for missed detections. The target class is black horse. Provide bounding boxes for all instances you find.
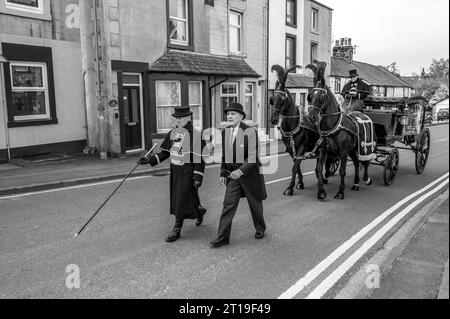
[270,65,338,196]
[306,61,372,200]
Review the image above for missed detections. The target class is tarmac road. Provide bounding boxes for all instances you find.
[0,125,448,299]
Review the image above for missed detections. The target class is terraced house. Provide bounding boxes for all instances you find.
[80,0,268,157]
[0,0,85,160]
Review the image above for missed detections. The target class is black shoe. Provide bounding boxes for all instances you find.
[196,207,207,226]
[210,236,230,248]
[255,231,265,240]
[166,228,181,243]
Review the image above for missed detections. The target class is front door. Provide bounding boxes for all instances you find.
[122,86,142,151]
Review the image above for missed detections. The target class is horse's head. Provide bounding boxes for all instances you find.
[306,61,329,123]
[270,84,290,125]
[270,64,300,126]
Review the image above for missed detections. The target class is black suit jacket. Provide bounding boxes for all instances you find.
[220,123,267,200]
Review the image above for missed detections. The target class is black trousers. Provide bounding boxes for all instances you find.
[218,179,266,239]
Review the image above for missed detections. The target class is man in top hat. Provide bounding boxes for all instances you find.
[139,106,207,243]
[341,69,372,112]
[210,103,267,248]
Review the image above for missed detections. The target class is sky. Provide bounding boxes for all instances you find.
[318,0,449,76]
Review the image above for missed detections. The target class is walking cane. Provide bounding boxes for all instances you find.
[74,143,158,238]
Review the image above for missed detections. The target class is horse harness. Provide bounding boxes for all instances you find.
[273,90,317,161]
[308,88,361,155]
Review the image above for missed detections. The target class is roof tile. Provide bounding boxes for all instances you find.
[150,50,260,77]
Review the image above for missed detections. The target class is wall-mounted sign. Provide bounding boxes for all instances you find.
[109,99,119,108]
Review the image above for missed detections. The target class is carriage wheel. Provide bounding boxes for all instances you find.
[383,149,400,186]
[329,158,341,176]
[415,128,431,175]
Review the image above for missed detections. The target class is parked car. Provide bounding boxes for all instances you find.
[437,108,449,121]
[424,111,433,125]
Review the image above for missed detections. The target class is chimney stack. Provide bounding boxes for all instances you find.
[333,36,355,63]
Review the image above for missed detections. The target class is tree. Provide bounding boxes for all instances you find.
[413,58,449,101]
[385,62,401,78]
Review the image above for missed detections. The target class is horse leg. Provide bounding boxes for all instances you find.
[324,158,331,185]
[362,161,372,186]
[316,150,328,200]
[284,161,297,196]
[349,151,360,191]
[335,152,348,200]
[296,160,305,190]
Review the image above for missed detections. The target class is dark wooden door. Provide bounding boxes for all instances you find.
[122,86,142,150]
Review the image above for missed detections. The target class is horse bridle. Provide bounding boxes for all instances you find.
[272,90,306,137]
[308,87,346,137]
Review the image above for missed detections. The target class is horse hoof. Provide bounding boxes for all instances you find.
[324,179,329,185]
[284,189,294,196]
[335,193,345,200]
[296,183,305,190]
[318,192,327,201]
[351,185,360,191]
[365,178,373,186]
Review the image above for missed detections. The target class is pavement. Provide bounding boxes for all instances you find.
[0,140,287,196]
[335,190,449,299]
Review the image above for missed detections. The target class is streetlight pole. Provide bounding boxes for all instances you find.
[0,53,10,161]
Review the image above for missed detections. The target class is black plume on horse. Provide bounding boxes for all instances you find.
[305,61,372,200]
[270,64,337,196]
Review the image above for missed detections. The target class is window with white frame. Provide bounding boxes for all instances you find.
[286,35,296,70]
[168,0,189,46]
[311,8,319,32]
[5,0,43,14]
[229,11,242,54]
[245,82,255,121]
[156,81,181,133]
[189,81,203,130]
[310,42,318,64]
[10,62,50,121]
[300,93,306,109]
[286,0,296,27]
[221,82,239,122]
[334,78,341,94]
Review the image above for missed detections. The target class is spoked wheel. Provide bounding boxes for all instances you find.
[415,128,431,175]
[328,157,341,176]
[383,149,400,186]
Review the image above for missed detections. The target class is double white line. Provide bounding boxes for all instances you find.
[279,172,450,299]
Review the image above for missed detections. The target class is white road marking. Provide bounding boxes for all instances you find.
[429,151,449,159]
[278,172,450,299]
[306,176,449,299]
[435,138,449,143]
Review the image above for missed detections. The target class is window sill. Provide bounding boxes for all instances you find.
[229,52,247,58]
[8,118,58,128]
[286,22,297,29]
[311,30,320,36]
[0,8,51,21]
[168,43,194,51]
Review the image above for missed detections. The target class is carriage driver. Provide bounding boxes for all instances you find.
[341,69,372,112]
[139,106,207,243]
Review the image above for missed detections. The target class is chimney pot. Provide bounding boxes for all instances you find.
[348,38,352,46]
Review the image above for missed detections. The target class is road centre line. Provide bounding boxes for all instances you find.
[306,176,449,299]
[278,172,450,299]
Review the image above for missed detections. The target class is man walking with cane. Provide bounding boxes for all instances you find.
[139,106,207,243]
[210,103,267,248]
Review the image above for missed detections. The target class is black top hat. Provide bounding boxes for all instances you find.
[172,106,193,118]
[349,69,359,77]
[223,102,246,119]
